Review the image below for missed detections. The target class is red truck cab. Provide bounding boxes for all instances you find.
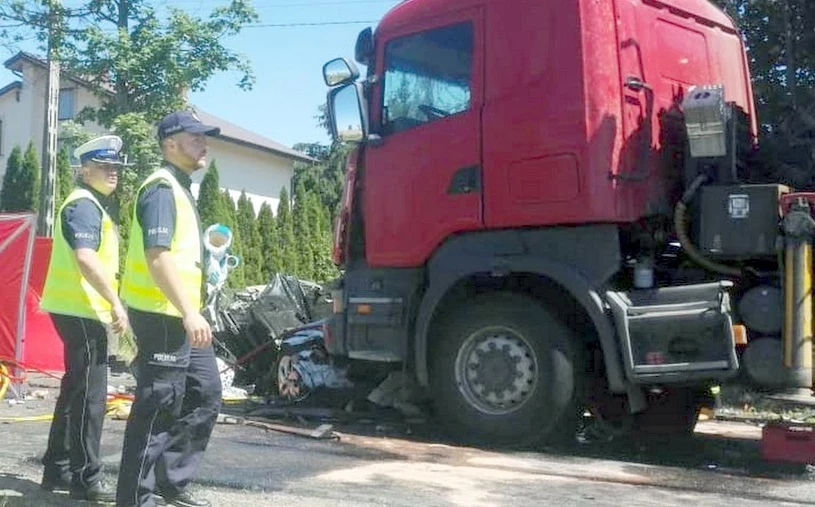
[332,0,756,267]
[322,0,765,446]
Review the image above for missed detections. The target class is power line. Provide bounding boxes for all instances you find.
[245,19,377,27]
[48,19,378,34]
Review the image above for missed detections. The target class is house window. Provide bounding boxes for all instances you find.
[58,88,75,120]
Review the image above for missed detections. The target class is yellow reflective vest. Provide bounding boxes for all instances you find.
[40,188,119,323]
[120,167,202,318]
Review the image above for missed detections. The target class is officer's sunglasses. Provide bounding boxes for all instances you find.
[93,162,121,172]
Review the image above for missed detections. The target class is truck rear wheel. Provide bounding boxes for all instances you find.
[429,293,582,447]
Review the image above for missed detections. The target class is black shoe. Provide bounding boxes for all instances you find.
[158,490,211,507]
[69,480,116,503]
[40,471,72,492]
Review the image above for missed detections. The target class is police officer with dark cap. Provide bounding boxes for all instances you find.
[116,110,221,507]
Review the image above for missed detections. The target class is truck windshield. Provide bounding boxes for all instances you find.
[381,21,473,135]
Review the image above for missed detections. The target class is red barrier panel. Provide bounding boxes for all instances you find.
[0,213,37,366]
[0,214,64,374]
[24,237,64,373]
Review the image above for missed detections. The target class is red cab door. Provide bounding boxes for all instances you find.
[363,8,484,268]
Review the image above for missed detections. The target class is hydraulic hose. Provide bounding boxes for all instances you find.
[673,175,743,277]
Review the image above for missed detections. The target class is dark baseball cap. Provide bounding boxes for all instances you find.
[158,110,221,140]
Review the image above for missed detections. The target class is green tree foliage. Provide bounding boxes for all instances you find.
[219,190,236,229]
[275,187,298,276]
[308,192,339,283]
[197,160,222,230]
[0,0,258,127]
[257,202,279,281]
[0,146,23,212]
[712,1,815,186]
[291,142,349,222]
[219,189,245,288]
[236,191,263,285]
[6,142,43,213]
[55,147,74,212]
[292,185,314,280]
[0,0,257,261]
[713,0,815,127]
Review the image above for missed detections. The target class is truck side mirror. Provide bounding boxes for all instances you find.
[323,58,360,87]
[328,82,368,144]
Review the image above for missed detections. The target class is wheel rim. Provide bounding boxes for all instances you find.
[277,355,308,401]
[453,325,539,415]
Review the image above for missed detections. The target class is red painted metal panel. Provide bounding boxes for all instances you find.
[360,0,755,265]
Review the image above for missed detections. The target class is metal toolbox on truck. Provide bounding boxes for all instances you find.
[698,184,788,260]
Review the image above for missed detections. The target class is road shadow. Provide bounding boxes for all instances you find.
[0,472,76,507]
[224,396,814,484]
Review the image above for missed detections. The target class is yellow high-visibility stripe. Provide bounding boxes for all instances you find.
[120,168,202,318]
[40,188,119,323]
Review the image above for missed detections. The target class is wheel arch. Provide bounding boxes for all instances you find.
[413,255,627,394]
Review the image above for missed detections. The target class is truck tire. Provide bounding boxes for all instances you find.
[429,292,582,447]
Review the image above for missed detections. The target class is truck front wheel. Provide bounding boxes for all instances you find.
[429,293,582,447]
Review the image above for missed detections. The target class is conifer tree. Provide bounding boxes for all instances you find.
[0,146,23,212]
[55,148,75,211]
[197,160,222,230]
[18,142,41,212]
[236,191,263,285]
[292,185,314,280]
[257,202,279,281]
[310,193,338,283]
[276,187,298,275]
[220,190,245,288]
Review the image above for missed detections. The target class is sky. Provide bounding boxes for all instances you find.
[0,0,401,149]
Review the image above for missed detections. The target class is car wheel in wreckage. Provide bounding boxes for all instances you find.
[277,354,311,402]
[274,324,353,403]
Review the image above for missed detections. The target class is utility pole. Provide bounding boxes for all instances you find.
[38,0,61,237]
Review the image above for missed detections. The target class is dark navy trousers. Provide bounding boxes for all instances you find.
[116,308,221,507]
[43,314,109,488]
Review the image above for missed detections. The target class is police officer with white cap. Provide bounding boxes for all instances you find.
[116,110,221,507]
[40,135,129,503]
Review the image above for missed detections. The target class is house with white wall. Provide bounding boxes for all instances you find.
[0,52,314,216]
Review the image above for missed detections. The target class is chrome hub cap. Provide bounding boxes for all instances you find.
[454,326,538,415]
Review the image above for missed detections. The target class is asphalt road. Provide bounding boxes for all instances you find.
[2,381,815,506]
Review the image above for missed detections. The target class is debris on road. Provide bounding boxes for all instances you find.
[211,273,333,396]
[216,412,339,441]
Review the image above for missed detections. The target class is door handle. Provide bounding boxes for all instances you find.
[614,75,654,182]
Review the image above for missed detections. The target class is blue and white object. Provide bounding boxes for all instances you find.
[202,223,241,332]
[204,223,241,294]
